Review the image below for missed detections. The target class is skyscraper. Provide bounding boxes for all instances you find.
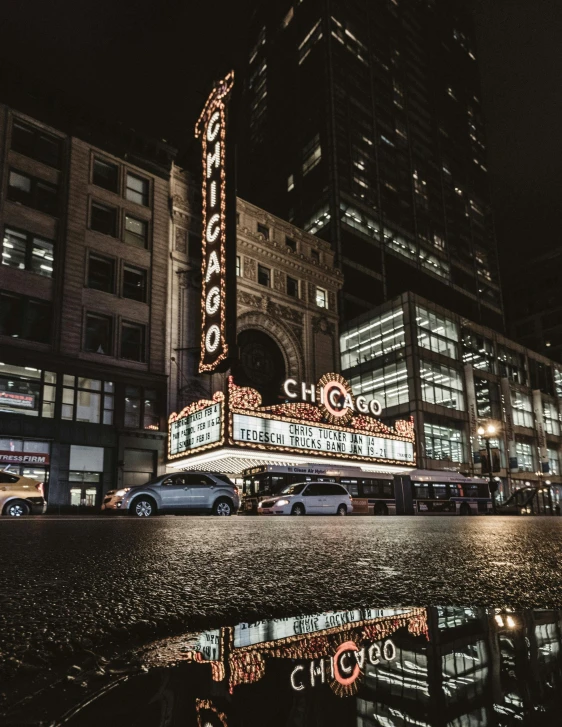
[238,0,503,328]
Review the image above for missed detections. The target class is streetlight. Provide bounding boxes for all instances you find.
[478,423,498,514]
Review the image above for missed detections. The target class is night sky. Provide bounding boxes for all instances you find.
[0,0,560,275]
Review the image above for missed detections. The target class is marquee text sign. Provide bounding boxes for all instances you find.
[233,414,414,462]
[195,71,236,373]
[169,403,222,458]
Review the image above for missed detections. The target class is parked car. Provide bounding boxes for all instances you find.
[257,481,353,516]
[0,471,46,516]
[102,472,240,517]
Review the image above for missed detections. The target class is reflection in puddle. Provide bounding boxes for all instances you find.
[7,607,562,726]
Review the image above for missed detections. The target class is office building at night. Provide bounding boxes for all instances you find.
[239,0,503,327]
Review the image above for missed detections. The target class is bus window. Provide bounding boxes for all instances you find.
[432,484,448,500]
[465,485,479,497]
[341,479,359,497]
[449,485,461,498]
[362,483,379,496]
[270,476,286,494]
[414,484,430,499]
[381,481,394,497]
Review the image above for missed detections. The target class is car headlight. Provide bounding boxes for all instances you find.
[275,499,290,507]
[115,488,131,497]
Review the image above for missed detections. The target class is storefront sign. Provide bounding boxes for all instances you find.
[194,71,236,373]
[0,391,35,409]
[233,413,414,462]
[0,450,49,465]
[169,402,223,458]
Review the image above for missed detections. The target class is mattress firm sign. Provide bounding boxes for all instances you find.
[169,403,222,457]
[233,414,414,462]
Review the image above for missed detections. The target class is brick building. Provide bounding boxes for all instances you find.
[0,104,176,509]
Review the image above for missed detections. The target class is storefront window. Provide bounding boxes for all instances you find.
[340,306,405,369]
[511,390,533,428]
[416,306,458,359]
[462,330,496,373]
[0,438,50,484]
[0,363,56,417]
[543,401,560,436]
[349,359,409,409]
[424,421,465,463]
[420,361,465,410]
[515,441,535,472]
[69,472,100,508]
[62,376,114,424]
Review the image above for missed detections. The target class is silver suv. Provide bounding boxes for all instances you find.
[102,472,239,517]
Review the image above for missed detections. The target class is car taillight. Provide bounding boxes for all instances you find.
[35,482,44,496]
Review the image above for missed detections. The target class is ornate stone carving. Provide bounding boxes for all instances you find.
[243,256,257,280]
[312,316,335,335]
[273,269,285,292]
[177,269,201,289]
[328,290,336,312]
[175,227,187,253]
[267,301,303,325]
[237,290,262,309]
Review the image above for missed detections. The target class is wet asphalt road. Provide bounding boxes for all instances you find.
[1,515,562,689]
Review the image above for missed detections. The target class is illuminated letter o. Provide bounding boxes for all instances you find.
[369,399,382,416]
[205,286,220,316]
[206,213,221,243]
[205,325,220,354]
[207,110,221,142]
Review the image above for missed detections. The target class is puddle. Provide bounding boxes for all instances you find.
[3,606,562,725]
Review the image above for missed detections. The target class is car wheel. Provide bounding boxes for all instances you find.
[337,504,347,516]
[131,498,156,517]
[213,498,233,516]
[291,503,305,516]
[4,500,30,517]
[459,503,471,516]
[374,503,389,516]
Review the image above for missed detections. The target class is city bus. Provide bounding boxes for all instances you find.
[394,470,493,515]
[241,464,399,515]
[242,465,493,516]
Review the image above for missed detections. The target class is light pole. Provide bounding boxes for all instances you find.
[478,423,497,514]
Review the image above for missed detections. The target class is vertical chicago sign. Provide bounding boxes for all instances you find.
[195,71,237,373]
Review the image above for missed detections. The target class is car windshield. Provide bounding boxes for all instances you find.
[279,483,307,495]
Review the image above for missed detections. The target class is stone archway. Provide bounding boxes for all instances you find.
[237,310,303,385]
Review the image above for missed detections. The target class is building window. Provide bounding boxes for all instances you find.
[122,265,147,302]
[311,249,320,263]
[554,369,562,399]
[2,227,54,278]
[316,287,327,308]
[515,440,535,472]
[420,361,465,411]
[547,447,560,476]
[287,276,299,298]
[497,346,527,385]
[120,322,145,362]
[349,360,409,409]
[87,254,115,293]
[92,157,119,192]
[543,401,560,436]
[257,223,270,239]
[126,173,149,206]
[84,313,112,355]
[236,255,242,277]
[462,330,496,373]
[258,264,271,287]
[303,134,322,175]
[62,376,114,425]
[91,201,117,237]
[416,306,458,359]
[474,378,501,420]
[424,421,465,463]
[287,174,294,191]
[511,390,533,428]
[286,237,296,252]
[341,307,405,369]
[11,120,62,168]
[0,363,56,418]
[0,292,51,343]
[124,386,160,430]
[124,215,148,248]
[8,170,58,216]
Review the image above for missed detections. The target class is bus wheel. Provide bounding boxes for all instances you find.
[374,503,388,516]
[459,503,471,516]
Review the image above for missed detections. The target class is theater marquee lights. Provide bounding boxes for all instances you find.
[195,71,236,373]
[167,375,415,466]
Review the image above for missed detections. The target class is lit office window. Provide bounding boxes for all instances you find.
[543,401,560,436]
[416,306,458,359]
[340,307,405,370]
[316,287,327,309]
[349,360,409,409]
[548,448,560,476]
[424,422,465,463]
[511,390,533,428]
[2,227,54,278]
[420,361,464,411]
[302,134,322,175]
[0,363,56,418]
[126,173,149,206]
[515,441,534,472]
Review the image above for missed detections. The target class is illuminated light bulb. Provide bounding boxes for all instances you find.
[210,180,218,208]
[206,110,221,142]
[506,616,516,629]
[205,250,220,281]
[205,287,220,315]
[495,614,504,627]
[487,424,496,435]
[206,214,221,243]
[205,325,220,353]
[206,142,221,177]
[477,426,485,436]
